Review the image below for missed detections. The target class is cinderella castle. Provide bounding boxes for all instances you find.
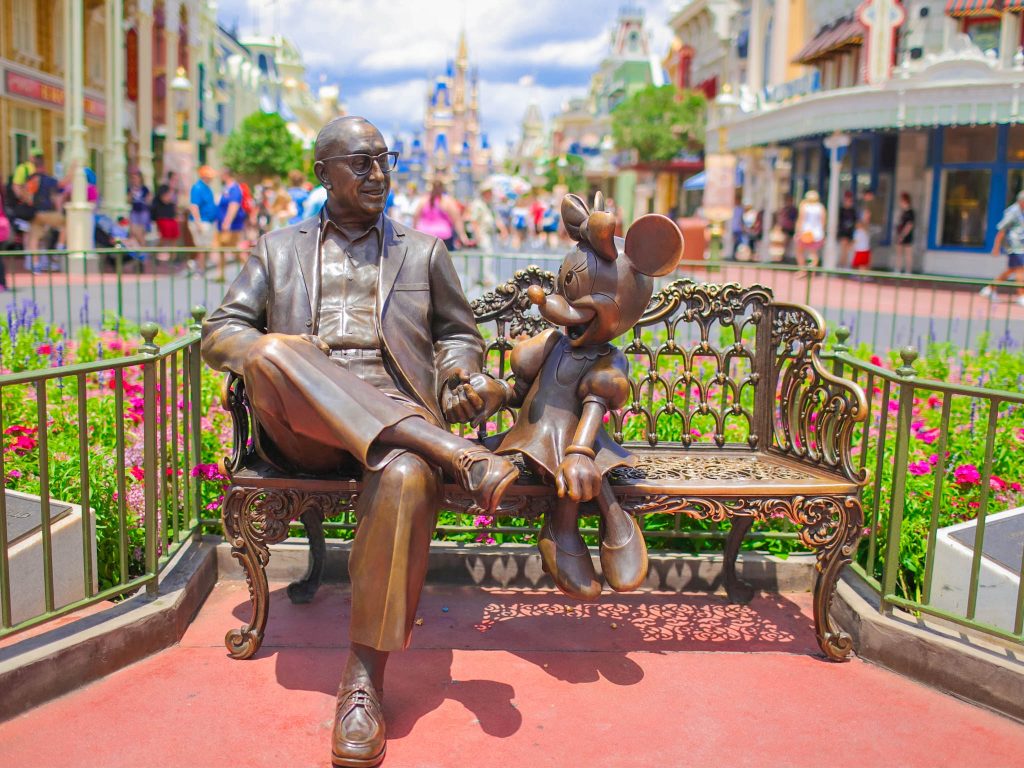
[394,32,493,198]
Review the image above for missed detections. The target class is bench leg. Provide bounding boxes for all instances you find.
[221,486,298,660]
[723,516,755,604]
[287,508,326,605]
[799,495,864,662]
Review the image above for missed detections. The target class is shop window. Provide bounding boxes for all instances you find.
[53,0,65,72]
[962,17,1001,55]
[12,0,38,58]
[938,169,990,247]
[1008,169,1024,208]
[86,8,105,87]
[10,106,40,167]
[942,126,997,164]
[1009,125,1024,164]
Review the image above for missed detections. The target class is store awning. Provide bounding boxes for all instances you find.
[793,17,866,65]
[683,171,705,191]
[1005,0,1023,11]
[945,0,1000,17]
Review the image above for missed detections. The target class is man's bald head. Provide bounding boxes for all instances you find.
[314,116,383,163]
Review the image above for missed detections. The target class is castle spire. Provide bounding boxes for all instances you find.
[456,28,469,68]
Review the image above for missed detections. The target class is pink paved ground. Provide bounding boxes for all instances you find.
[3,581,1024,767]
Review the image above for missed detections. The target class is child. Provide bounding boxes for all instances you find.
[851,215,870,271]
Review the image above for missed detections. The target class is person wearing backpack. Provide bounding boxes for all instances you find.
[214,166,246,282]
[22,152,64,272]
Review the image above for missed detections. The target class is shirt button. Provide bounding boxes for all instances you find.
[305,320,313,327]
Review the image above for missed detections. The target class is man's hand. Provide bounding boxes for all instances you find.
[442,368,484,424]
[465,373,509,429]
[555,454,602,502]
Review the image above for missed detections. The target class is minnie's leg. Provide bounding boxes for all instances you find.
[538,495,601,601]
[596,480,648,593]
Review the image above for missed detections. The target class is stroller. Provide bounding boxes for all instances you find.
[95,214,146,273]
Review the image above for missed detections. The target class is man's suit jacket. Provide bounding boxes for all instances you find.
[201,214,484,427]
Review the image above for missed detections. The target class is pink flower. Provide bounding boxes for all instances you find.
[968,501,981,509]
[4,424,37,436]
[927,395,942,409]
[8,469,22,479]
[1011,482,1023,493]
[10,435,37,455]
[1017,428,1024,444]
[36,344,52,355]
[911,420,924,430]
[928,454,939,465]
[990,476,1007,491]
[953,464,981,485]
[916,428,939,445]
[908,460,932,476]
[887,400,900,413]
[870,355,885,367]
[129,466,145,482]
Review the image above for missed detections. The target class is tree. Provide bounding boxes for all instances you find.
[542,153,586,193]
[221,111,304,181]
[611,85,706,163]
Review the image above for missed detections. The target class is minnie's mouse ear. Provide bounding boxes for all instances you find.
[623,214,683,277]
[561,194,589,241]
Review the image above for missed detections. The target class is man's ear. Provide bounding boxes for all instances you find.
[623,214,683,277]
[313,161,331,189]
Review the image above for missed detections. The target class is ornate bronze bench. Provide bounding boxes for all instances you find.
[219,272,867,662]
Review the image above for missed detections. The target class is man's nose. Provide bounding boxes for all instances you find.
[368,159,386,183]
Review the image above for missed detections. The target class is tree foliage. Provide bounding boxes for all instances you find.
[611,85,706,163]
[542,153,586,192]
[221,111,304,181]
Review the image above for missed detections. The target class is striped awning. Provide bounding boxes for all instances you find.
[793,17,866,65]
[945,0,1000,17]
[1005,0,1023,11]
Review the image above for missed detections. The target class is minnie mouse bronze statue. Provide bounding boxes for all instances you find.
[467,193,683,600]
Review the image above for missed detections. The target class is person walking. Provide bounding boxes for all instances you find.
[127,169,152,245]
[894,192,915,274]
[776,193,798,262]
[151,172,180,261]
[286,169,310,226]
[837,190,858,269]
[980,189,1024,306]
[214,167,246,282]
[794,190,826,274]
[22,153,64,272]
[413,180,470,251]
[187,165,218,274]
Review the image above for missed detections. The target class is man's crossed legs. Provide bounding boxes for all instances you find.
[243,334,517,767]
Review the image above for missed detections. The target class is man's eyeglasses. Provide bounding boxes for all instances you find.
[320,151,399,176]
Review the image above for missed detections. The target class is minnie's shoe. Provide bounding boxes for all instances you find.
[600,515,649,593]
[538,523,602,601]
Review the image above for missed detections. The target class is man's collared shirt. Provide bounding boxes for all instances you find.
[317,211,383,350]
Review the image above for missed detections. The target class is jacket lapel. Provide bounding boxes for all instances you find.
[377,217,408,310]
[294,219,320,323]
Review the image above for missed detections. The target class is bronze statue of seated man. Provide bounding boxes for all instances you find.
[202,116,518,768]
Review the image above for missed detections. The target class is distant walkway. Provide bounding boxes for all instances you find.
[2,581,1023,767]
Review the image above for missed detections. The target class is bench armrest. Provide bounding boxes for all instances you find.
[222,372,254,476]
[773,346,869,486]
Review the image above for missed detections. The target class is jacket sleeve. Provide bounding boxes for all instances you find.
[201,237,270,377]
[428,237,485,398]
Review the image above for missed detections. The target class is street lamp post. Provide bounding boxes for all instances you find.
[65,0,93,252]
[708,85,739,262]
[823,132,851,270]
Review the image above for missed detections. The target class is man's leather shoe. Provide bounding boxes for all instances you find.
[454,446,519,513]
[332,683,386,767]
[538,523,602,601]
[600,515,648,593]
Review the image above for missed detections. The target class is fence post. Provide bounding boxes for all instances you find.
[189,307,206,526]
[831,326,850,378]
[140,322,160,595]
[880,346,918,611]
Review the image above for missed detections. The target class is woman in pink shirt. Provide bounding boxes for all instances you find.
[413,181,471,251]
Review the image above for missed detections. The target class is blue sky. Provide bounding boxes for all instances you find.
[215,0,676,154]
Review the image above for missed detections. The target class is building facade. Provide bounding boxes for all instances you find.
[551,5,665,222]
[707,0,1023,276]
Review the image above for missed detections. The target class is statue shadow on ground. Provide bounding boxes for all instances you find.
[229,583,814,739]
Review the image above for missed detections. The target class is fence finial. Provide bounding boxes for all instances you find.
[834,326,851,352]
[896,346,918,377]
[190,305,207,332]
[140,322,160,355]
